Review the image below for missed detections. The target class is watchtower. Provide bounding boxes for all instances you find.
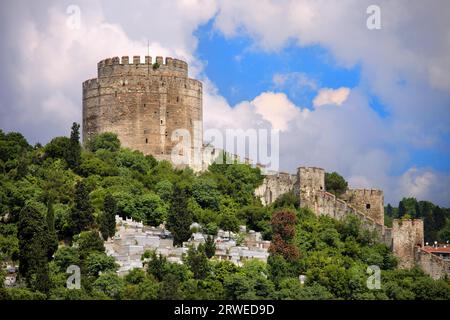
[82,55,203,169]
[297,167,326,210]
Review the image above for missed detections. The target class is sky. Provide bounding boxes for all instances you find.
[0,0,449,206]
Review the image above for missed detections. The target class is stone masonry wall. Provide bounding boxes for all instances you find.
[415,248,450,280]
[255,166,392,247]
[341,189,385,226]
[313,190,391,245]
[298,167,325,209]
[254,172,297,206]
[83,55,203,170]
[392,219,424,269]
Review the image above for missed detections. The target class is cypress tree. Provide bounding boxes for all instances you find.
[100,194,118,240]
[204,235,216,259]
[18,204,51,293]
[46,199,58,259]
[70,180,94,236]
[68,122,81,169]
[398,200,406,218]
[166,185,192,246]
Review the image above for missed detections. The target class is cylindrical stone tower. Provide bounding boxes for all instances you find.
[82,55,203,169]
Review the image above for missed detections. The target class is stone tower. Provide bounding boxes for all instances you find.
[341,189,385,225]
[392,219,424,269]
[82,55,203,170]
[297,167,325,210]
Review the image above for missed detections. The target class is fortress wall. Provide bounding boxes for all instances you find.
[341,189,384,226]
[314,190,386,242]
[415,248,450,280]
[83,55,202,170]
[392,219,424,269]
[257,167,389,244]
[254,173,297,206]
[383,227,393,248]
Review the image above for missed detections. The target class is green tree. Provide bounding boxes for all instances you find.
[271,191,299,209]
[238,206,270,233]
[209,161,263,206]
[99,194,117,240]
[92,272,124,299]
[0,223,19,262]
[75,230,105,259]
[0,131,31,162]
[78,154,119,177]
[145,251,168,281]
[53,246,80,273]
[67,122,81,169]
[17,204,51,293]
[69,181,94,235]
[204,235,216,259]
[437,223,450,243]
[167,186,192,246]
[386,204,394,217]
[325,171,348,196]
[185,245,210,280]
[136,193,167,226]
[155,180,173,202]
[123,277,159,300]
[46,199,58,259]
[219,211,239,237]
[192,178,220,210]
[158,273,182,299]
[124,268,146,285]
[116,149,155,174]
[85,252,118,276]
[86,132,121,153]
[44,137,72,165]
[277,279,333,300]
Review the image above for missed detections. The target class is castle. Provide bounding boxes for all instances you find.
[83,55,203,171]
[255,169,450,279]
[82,55,449,279]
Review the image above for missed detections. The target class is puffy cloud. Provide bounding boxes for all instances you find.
[395,168,450,207]
[213,0,450,146]
[313,87,350,107]
[272,72,318,90]
[1,0,449,206]
[252,92,303,131]
[0,0,213,143]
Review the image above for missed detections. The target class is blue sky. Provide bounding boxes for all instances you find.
[195,20,361,109]
[194,19,450,180]
[0,0,449,205]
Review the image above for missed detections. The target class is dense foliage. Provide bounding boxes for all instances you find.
[325,172,348,197]
[385,198,450,243]
[0,126,449,300]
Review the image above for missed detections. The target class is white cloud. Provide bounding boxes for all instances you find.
[0,0,212,142]
[394,168,450,206]
[1,0,449,206]
[252,92,303,131]
[273,72,317,90]
[313,87,350,107]
[213,0,450,145]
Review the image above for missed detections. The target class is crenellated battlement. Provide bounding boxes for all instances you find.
[83,55,202,171]
[82,78,99,90]
[346,188,383,196]
[297,166,325,173]
[97,55,188,73]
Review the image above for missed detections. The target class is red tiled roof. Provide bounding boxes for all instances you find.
[422,246,450,254]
